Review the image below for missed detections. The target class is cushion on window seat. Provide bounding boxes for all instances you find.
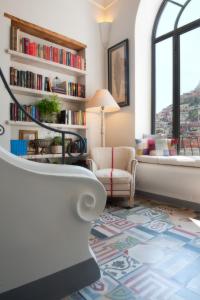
[137,155,200,168]
[95,168,132,184]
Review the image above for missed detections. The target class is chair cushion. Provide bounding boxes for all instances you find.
[95,168,132,184]
[104,183,130,191]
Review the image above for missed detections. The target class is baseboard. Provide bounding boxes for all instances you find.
[135,190,200,211]
[0,258,100,300]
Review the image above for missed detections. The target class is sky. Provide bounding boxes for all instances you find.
[156,0,200,113]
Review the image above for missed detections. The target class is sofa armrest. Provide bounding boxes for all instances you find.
[87,159,98,173]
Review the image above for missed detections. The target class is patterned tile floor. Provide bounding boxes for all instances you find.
[67,195,200,300]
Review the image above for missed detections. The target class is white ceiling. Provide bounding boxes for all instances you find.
[89,0,117,9]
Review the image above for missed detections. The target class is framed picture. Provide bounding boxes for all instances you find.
[108,39,129,107]
[19,130,38,154]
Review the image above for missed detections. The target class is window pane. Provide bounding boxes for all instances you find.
[156,2,181,37]
[172,0,187,4]
[180,27,200,143]
[155,38,173,136]
[178,0,200,28]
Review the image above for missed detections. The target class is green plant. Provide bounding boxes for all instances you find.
[37,95,61,115]
[51,136,62,146]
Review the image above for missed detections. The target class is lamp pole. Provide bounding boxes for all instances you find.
[101,106,105,147]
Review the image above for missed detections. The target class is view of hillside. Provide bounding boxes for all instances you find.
[156,82,200,138]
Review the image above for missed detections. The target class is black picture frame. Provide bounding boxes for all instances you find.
[108,39,129,107]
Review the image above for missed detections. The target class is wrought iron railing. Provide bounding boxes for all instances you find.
[0,68,86,164]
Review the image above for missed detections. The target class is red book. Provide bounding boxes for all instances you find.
[50,46,53,61]
[63,50,66,65]
[47,46,50,60]
[33,43,37,56]
[55,48,59,63]
[28,42,33,55]
[53,47,59,63]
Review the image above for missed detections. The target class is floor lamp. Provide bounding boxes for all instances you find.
[87,89,120,147]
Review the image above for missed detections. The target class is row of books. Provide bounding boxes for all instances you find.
[10,103,39,122]
[51,80,85,98]
[59,110,86,126]
[10,102,86,126]
[10,67,48,91]
[10,67,86,98]
[10,26,86,70]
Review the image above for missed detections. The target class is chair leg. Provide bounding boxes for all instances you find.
[127,196,134,208]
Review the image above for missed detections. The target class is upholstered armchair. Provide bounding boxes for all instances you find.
[87,147,137,207]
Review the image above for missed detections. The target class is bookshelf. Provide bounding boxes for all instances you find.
[20,153,88,159]
[5,13,88,159]
[8,50,87,77]
[6,120,87,130]
[10,86,88,103]
[4,13,86,50]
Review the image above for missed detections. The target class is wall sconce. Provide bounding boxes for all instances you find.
[99,21,112,49]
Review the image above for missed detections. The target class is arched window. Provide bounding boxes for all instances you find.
[152,0,200,143]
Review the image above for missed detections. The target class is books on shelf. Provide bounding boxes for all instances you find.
[10,67,86,98]
[10,103,86,127]
[59,110,86,126]
[10,26,86,71]
[10,103,39,121]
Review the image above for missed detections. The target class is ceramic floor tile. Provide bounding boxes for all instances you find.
[66,196,200,300]
[79,271,119,300]
[101,255,143,280]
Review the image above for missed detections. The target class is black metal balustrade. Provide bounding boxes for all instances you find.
[0,68,86,164]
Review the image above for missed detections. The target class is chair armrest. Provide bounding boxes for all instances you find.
[130,159,138,175]
[87,159,98,173]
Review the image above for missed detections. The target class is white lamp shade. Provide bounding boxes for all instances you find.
[86,89,120,113]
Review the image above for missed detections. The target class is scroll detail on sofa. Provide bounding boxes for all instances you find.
[0,145,107,300]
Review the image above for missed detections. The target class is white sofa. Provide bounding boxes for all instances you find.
[136,155,200,204]
[0,145,106,300]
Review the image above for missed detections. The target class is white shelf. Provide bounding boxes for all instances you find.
[21,153,88,159]
[8,49,87,77]
[6,120,87,130]
[10,85,88,103]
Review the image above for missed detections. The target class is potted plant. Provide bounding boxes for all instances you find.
[51,136,63,154]
[37,95,61,123]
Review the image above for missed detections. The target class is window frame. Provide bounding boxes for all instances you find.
[151,0,200,140]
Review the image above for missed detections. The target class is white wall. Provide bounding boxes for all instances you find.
[135,0,163,138]
[104,0,163,145]
[105,0,140,147]
[0,0,104,150]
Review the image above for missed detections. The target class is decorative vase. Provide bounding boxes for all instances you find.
[51,145,62,154]
[40,113,58,123]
